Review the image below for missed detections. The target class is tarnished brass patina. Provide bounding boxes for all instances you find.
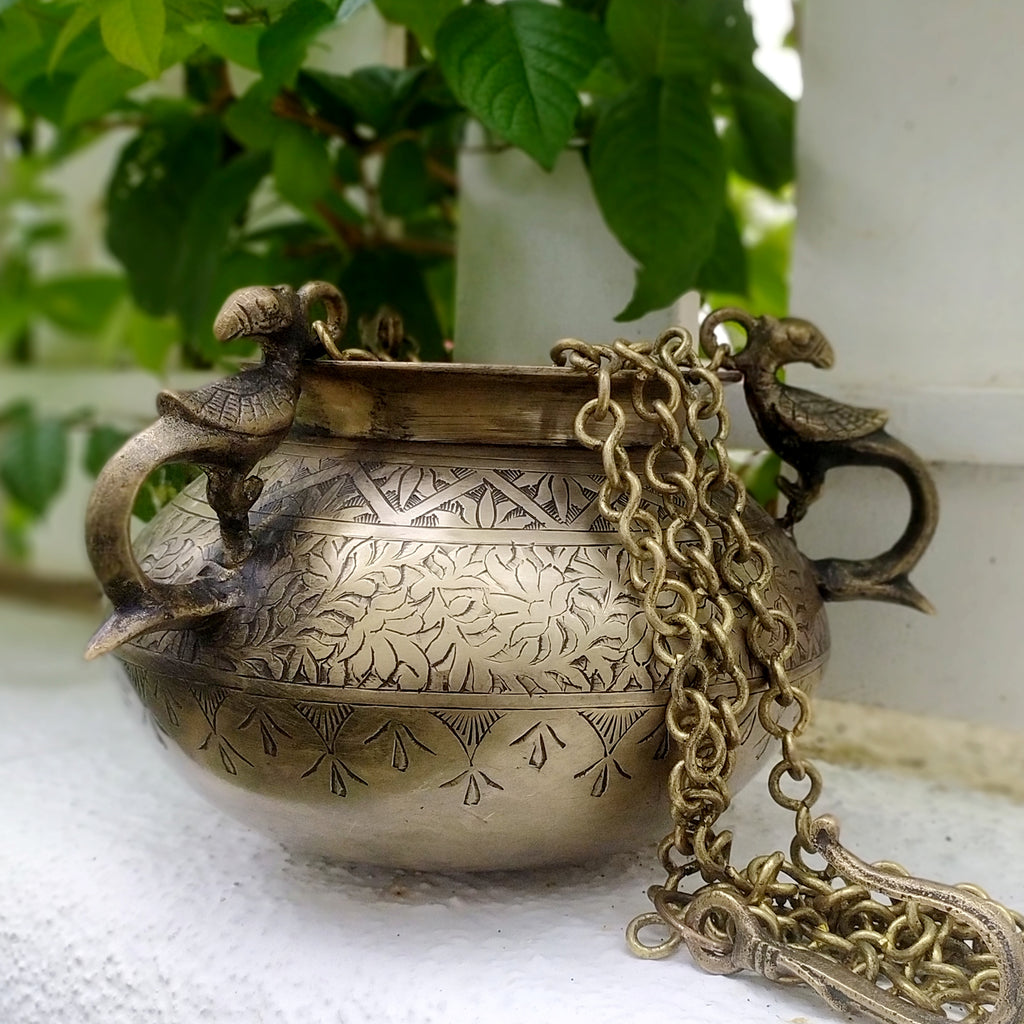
[700,309,938,610]
[85,281,347,658]
[83,284,1022,1024]
[552,329,1020,1024]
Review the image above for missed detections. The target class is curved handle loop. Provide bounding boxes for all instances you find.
[808,434,939,613]
[702,308,939,614]
[84,417,281,659]
[85,280,346,660]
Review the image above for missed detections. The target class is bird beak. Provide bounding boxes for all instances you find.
[812,340,836,369]
[213,290,251,341]
[212,286,292,342]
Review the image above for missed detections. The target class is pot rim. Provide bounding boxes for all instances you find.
[294,358,643,447]
[294,357,737,447]
[310,359,587,380]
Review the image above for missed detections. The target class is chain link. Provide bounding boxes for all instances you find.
[554,328,1022,1023]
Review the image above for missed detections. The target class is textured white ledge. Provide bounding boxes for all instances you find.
[3,600,1024,1024]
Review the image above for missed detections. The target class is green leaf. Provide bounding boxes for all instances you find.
[24,221,70,246]
[63,54,144,125]
[0,294,30,338]
[436,1,607,170]
[187,20,263,70]
[273,123,332,208]
[224,83,282,150]
[0,415,68,517]
[379,138,430,216]
[258,0,334,90]
[164,0,221,25]
[605,0,712,79]
[163,0,220,23]
[696,205,746,295]
[562,0,609,13]
[589,77,725,320]
[580,53,626,98]
[745,219,793,317]
[34,273,127,332]
[706,218,792,318]
[605,0,756,80]
[701,0,756,69]
[338,248,445,360]
[0,257,31,353]
[121,304,182,372]
[739,451,781,509]
[174,151,271,356]
[0,402,32,428]
[100,0,166,78]
[299,66,418,135]
[0,300,30,356]
[334,142,361,183]
[83,424,131,477]
[725,68,794,191]
[106,111,222,315]
[49,2,100,74]
[160,26,201,65]
[374,0,460,51]
[133,463,201,521]
[2,501,33,560]
[424,258,455,349]
[0,5,47,94]
[15,72,73,124]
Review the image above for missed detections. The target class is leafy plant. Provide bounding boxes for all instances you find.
[0,0,796,558]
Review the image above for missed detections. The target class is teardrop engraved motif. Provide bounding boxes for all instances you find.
[510,722,567,770]
[295,701,366,797]
[362,720,436,773]
[574,708,650,798]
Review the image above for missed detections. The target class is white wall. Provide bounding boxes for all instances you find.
[455,147,697,364]
[791,3,1024,395]
[789,2,1024,729]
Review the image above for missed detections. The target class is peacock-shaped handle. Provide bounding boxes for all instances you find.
[700,308,940,614]
[84,281,347,660]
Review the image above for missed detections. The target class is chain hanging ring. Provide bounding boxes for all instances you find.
[556,329,1023,1024]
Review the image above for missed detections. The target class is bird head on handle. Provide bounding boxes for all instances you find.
[213,282,348,361]
[770,316,835,370]
[700,308,835,374]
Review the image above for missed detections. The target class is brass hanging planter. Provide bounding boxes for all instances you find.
[83,282,1023,1024]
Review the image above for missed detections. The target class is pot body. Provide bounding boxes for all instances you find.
[114,363,829,870]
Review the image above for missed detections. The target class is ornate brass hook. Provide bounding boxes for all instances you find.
[676,817,1024,1024]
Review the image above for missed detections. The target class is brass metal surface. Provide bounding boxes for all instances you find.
[82,284,1021,1024]
[105,428,828,869]
[700,309,939,611]
[84,282,347,659]
[567,329,1017,1024]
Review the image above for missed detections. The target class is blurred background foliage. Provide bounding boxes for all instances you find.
[0,0,796,559]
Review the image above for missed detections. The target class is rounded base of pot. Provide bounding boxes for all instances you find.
[116,656,825,871]
[166,747,670,871]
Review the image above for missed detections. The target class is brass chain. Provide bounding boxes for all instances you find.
[553,328,1024,1024]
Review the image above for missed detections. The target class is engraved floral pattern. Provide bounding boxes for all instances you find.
[129,448,829,698]
[194,536,650,693]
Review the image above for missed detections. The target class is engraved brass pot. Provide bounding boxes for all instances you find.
[83,298,935,871]
[87,361,825,870]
